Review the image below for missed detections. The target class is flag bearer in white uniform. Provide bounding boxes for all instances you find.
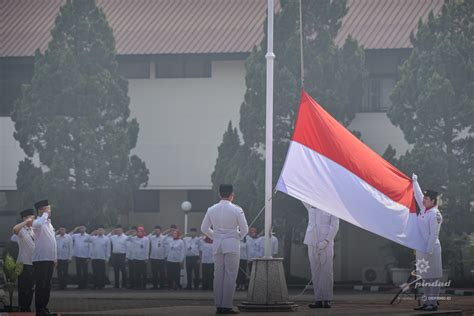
[412,174,443,312]
[56,227,73,290]
[303,202,339,309]
[201,184,248,315]
[32,199,57,316]
[86,226,111,289]
[13,209,36,312]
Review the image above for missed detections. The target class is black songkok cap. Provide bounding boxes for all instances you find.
[20,209,34,218]
[154,225,162,230]
[424,190,439,200]
[190,228,197,232]
[219,184,233,196]
[170,224,177,229]
[34,199,49,210]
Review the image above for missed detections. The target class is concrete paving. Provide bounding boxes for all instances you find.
[40,288,474,316]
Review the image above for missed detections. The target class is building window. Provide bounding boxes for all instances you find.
[133,190,160,213]
[155,59,211,78]
[186,190,214,212]
[0,62,33,116]
[118,61,150,79]
[361,76,396,112]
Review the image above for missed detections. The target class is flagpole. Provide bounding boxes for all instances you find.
[264,0,275,259]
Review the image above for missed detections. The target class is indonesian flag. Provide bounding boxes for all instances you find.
[277,90,425,251]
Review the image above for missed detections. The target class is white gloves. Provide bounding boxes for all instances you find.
[412,173,418,181]
[317,240,329,250]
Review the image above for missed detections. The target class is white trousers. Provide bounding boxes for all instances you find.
[308,244,334,301]
[214,251,239,308]
[422,278,440,306]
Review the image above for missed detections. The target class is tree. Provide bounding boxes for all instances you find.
[11,0,149,227]
[388,0,473,281]
[388,0,474,235]
[211,0,366,272]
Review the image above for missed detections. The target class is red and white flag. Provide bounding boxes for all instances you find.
[277,90,424,251]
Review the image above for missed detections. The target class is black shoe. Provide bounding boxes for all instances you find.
[308,301,323,308]
[423,305,438,311]
[413,304,428,311]
[323,301,331,308]
[220,308,240,314]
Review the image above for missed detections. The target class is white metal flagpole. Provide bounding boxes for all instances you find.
[264,0,275,259]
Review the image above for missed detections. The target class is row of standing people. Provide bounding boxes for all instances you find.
[54,223,278,291]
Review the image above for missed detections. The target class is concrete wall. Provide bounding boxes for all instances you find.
[128,59,245,190]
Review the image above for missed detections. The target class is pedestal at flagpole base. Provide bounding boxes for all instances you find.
[238,258,298,312]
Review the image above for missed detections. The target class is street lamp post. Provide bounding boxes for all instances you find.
[181,201,192,234]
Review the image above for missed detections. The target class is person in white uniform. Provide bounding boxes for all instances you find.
[86,226,111,289]
[125,226,137,288]
[127,226,149,289]
[13,208,36,312]
[246,227,260,276]
[413,174,443,312]
[183,228,202,289]
[109,225,128,288]
[200,235,215,290]
[149,225,168,289]
[166,229,186,290]
[236,237,248,291]
[256,229,279,257]
[303,202,339,309]
[201,184,248,315]
[32,199,57,316]
[56,227,73,290]
[70,225,90,289]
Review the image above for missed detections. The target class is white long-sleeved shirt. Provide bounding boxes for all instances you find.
[246,237,260,260]
[166,239,186,263]
[183,236,201,257]
[303,203,339,247]
[32,212,57,262]
[201,200,249,254]
[149,234,167,260]
[56,234,73,260]
[86,235,111,260]
[200,240,214,264]
[413,177,442,254]
[17,227,35,265]
[71,233,91,258]
[239,239,248,260]
[127,236,150,260]
[257,235,279,257]
[110,234,127,254]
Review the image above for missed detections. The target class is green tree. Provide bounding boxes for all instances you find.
[211,0,367,270]
[389,0,473,281]
[388,0,474,235]
[11,0,149,227]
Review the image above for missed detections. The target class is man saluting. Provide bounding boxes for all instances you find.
[201,184,248,315]
[32,199,57,316]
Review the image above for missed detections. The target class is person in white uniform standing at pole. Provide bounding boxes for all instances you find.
[32,199,57,316]
[303,202,339,309]
[201,184,249,315]
[412,174,443,312]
